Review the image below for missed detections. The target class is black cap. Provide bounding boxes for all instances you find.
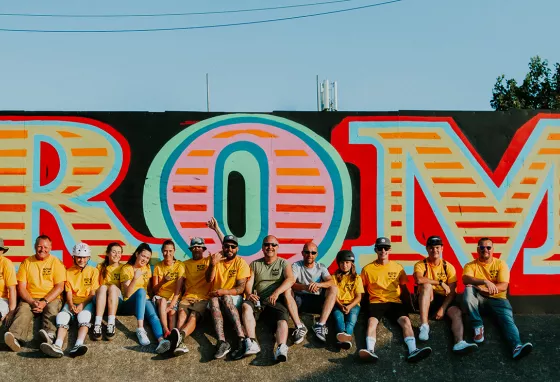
[223,235,238,245]
[375,237,391,247]
[426,236,443,246]
[336,250,355,263]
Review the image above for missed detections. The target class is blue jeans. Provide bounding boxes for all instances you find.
[463,286,521,349]
[332,305,360,335]
[119,288,163,339]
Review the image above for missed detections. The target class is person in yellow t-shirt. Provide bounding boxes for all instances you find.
[152,240,184,338]
[332,250,364,350]
[462,237,532,360]
[4,235,66,353]
[92,242,124,341]
[0,238,17,326]
[359,237,431,363]
[205,231,251,360]
[119,243,170,354]
[41,243,99,358]
[171,237,211,356]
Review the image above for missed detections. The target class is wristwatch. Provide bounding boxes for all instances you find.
[438,280,443,286]
[39,298,49,304]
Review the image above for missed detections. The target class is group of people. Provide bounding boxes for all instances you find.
[0,221,533,362]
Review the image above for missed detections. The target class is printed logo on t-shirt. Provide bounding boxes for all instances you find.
[84,277,92,286]
[344,282,355,291]
[387,271,398,280]
[271,268,280,277]
[168,271,179,280]
[112,274,120,281]
[436,271,446,281]
[197,264,206,271]
[489,269,498,280]
[42,268,52,276]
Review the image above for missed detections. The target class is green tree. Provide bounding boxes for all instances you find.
[491,56,560,110]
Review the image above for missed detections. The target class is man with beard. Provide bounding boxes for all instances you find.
[241,235,296,362]
[205,233,250,360]
[4,235,66,352]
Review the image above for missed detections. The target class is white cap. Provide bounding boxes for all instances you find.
[72,243,91,257]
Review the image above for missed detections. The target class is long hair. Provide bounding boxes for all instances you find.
[127,243,152,266]
[161,239,176,260]
[334,261,357,283]
[100,242,123,280]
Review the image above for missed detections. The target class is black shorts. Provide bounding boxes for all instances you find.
[429,293,457,316]
[295,293,324,314]
[368,302,408,321]
[243,295,290,322]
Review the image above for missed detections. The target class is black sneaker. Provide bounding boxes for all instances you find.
[292,325,307,345]
[92,324,102,341]
[407,347,432,363]
[215,340,231,359]
[168,328,181,352]
[231,338,248,360]
[106,324,116,340]
[337,341,352,350]
[69,344,88,358]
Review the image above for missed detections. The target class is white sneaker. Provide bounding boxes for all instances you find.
[275,343,288,362]
[39,329,54,345]
[4,332,21,352]
[136,328,150,346]
[418,324,430,341]
[244,338,261,356]
[453,340,478,354]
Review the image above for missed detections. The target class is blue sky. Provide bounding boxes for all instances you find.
[0,0,558,112]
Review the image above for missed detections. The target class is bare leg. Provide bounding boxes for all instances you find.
[242,303,257,339]
[318,285,338,325]
[276,320,288,345]
[55,327,68,345]
[283,290,303,326]
[222,296,245,338]
[366,317,379,339]
[157,298,169,334]
[447,306,464,343]
[168,309,177,330]
[107,285,120,316]
[176,309,187,330]
[76,326,89,344]
[95,285,108,317]
[397,316,415,338]
[419,283,433,325]
[210,297,226,341]
[179,313,198,337]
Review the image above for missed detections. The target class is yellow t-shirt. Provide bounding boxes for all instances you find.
[333,273,365,305]
[463,258,510,299]
[65,265,100,305]
[120,264,152,300]
[153,260,185,300]
[17,255,66,299]
[212,256,251,292]
[413,259,458,296]
[361,260,406,304]
[0,256,17,299]
[97,263,124,287]
[182,257,211,300]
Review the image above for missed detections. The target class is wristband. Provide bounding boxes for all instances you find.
[438,280,443,286]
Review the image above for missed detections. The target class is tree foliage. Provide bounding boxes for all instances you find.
[491,56,560,110]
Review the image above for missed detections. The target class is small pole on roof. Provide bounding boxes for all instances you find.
[206,73,210,112]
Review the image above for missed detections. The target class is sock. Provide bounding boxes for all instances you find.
[366,336,376,351]
[297,323,304,328]
[108,315,116,325]
[55,338,63,347]
[75,338,84,346]
[94,316,102,326]
[404,336,416,353]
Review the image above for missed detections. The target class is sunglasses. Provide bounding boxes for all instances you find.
[375,246,391,251]
[263,243,278,247]
[478,246,492,251]
[303,250,317,255]
[223,244,238,249]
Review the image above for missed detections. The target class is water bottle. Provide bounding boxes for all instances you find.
[254,290,261,311]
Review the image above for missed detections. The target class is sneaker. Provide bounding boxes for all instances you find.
[106,324,116,340]
[418,324,430,341]
[168,328,181,351]
[231,338,248,360]
[407,347,432,363]
[275,343,288,362]
[313,323,328,342]
[4,332,21,352]
[512,343,533,360]
[473,326,484,344]
[39,329,54,345]
[136,328,150,346]
[336,332,352,343]
[92,324,102,341]
[292,325,307,345]
[40,342,64,358]
[337,341,352,350]
[358,349,379,362]
[155,339,171,354]
[244,338,261,356]
[453,340,478,355]
[69,344,88,358]
[215,340,231,359]
[173,342,189,356]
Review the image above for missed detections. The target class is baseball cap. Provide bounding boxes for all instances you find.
[0,238,8,253]
[189,237,206,249]
[426,236,443,246]
[223,235,238,245]
[72,243,91,257]
[375,237,391,247]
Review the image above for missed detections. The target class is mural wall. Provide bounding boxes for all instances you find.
[1,110,559,307]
